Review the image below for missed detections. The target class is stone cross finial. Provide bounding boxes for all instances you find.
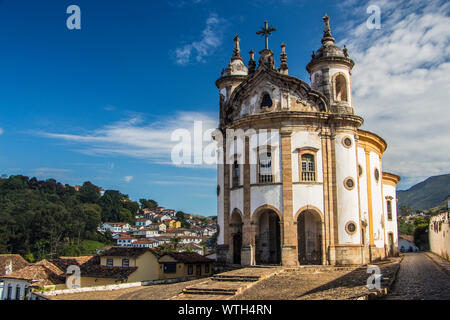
[256,20,277,50]
[321,13,335,44]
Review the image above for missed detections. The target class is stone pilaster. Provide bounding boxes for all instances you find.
[222,135,231,263]
[280,129,298,266]
[241,135,254,265]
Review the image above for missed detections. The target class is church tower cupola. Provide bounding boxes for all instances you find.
[216,35,249,127]
[306,14,355,114]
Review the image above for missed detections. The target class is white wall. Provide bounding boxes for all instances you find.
[357,147,370,245]
[250,185,283,218]
[335,133,360,244]
[383,184,399,248]
[369,152,384,248]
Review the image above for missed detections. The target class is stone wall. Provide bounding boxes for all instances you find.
[429,211,450,261]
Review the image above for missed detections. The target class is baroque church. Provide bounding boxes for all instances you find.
[215,16,401,266]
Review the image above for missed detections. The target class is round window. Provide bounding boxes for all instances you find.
[374,168,380,182]
[344,177,355,190]
[342,136,352,148]
[346,222,357,234]
[358,164,363,177]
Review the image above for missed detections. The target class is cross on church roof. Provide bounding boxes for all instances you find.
[256,21,276,50]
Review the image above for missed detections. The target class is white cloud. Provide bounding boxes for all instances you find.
[31,168,72,179]
[339,0,450,188]
[0,128,3,135]
[124,176,133,183]
[38,111,218,167]
[175,13,225,65]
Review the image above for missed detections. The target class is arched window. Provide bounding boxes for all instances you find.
[260,93,273,108]
[258,150,273,183]
[387,200,392,221]
[335,74,348,102]
[232,160,239,188]
[301,154,316,181]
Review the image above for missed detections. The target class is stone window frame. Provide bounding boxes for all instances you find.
[374,168,380,183]
[344,177,356,190]
[342,135,353,148]
[257,145,275,184]
[232,154,240,188]
[345,221,357,235]
[332,72,349,103]
[386,196,393,221]
[258,89,276,112]
[297,147,319,183]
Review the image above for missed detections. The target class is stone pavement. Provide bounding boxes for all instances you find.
[234,260,401,300]
[424,251,450,277]
[385,252,450,300]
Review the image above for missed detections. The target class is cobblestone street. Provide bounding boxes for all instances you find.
[386,252,450,300]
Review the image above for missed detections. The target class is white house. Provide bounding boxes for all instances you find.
[101,222,131,233]
[398,235,418,253]
[132,239,158,249]
[117,236,137,247]
[135,219,152,227]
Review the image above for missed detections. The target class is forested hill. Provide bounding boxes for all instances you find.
[397,174,450,211]
[0,175,143,261]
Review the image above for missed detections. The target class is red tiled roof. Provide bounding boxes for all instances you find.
[100,247,157,258]
[0,254,30,276]
[0,259,65,287]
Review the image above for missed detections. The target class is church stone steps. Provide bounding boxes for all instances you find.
[182,287,238,295]
[212,274,260,282]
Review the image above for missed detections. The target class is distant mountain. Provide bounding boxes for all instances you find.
[397,174,450,211]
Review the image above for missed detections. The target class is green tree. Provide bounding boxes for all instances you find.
[78,181,101,203]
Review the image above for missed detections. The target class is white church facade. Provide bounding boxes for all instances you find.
[215,16,400,266]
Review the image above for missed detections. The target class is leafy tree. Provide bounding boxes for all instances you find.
[78,181,101,203]
[139,199,158,210]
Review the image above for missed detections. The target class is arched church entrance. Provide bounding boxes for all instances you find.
[230,210,243,264]
[255,209,281,265]
[297,210,323,265]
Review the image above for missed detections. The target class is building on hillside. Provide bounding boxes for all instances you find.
[178,243,204,255]
[216,16,400,266]
[168,220,182,229]
[132,227,159,238]
[101,222,131,233]
[429,211,449,261]
[0,260,65,300]
[179,235,203,245]
[158,252,214,279]
[136,218,152,227]
[398,235,419,253]
[157,222,167,233]
[117,235,137,247]
[132,239,159,249]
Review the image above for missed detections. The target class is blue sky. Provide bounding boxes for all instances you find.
[0,0,449,216]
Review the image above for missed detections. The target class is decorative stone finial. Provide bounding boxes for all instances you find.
[322,13,335,44]
[248,49,256,74]
[279,43,288,75]
[231,34,242,61]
